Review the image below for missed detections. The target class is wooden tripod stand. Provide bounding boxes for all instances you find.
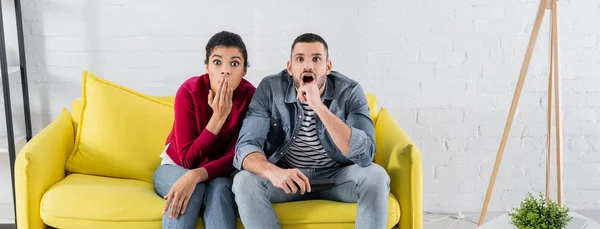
[478,0,562,226]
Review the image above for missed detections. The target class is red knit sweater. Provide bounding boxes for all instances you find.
[164,74,255,179]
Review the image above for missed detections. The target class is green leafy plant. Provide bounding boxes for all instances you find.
[508,192,572,229]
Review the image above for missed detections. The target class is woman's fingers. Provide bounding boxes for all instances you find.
[227,81,233,102]
[163,192,172,214]
[181,196,190,215]
[208,90,214,106]
[219,80,228,107]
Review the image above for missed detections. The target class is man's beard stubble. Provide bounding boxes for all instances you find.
[293,69,326,91]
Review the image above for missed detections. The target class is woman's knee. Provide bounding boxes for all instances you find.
[187,182,207,203]
[206,177,233,195]
[153,165,188,197]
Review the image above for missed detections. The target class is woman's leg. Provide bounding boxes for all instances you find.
[202,176,237,229]
[154,164,206,229]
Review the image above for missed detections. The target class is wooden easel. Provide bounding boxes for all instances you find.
[478,0,562,226]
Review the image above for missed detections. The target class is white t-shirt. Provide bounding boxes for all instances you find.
[159,143,176,165]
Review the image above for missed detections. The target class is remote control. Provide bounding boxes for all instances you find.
[309,179,336,192]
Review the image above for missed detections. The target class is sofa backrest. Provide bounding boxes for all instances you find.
[72,94,381,130]
[71,93,385,168]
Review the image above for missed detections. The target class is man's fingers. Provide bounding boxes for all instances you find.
[279,181,292,194]
[297,90,307,103]
[296,171,311,193]
[309,82,319,91]
[285,179,298,194]
[291,174,306,195]
[299,87,308,103]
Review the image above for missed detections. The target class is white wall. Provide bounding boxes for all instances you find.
[10,0,600,212]
[0,0,25,218]
[1,0,19,66]
[0,0,26,143]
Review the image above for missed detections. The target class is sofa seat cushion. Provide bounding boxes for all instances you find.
[41,174,166,229]
[41,174,400,229]
[272,193,400,228]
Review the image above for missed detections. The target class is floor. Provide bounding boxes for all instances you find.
[425,212,501,229]
[425,211,600,229]
[0,211,598,229]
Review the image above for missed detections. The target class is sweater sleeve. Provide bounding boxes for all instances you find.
[203,87,254,178]
[173,86,218,169]
[201,133,237,179]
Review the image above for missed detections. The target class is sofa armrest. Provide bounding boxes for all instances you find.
[374,107,422,229]
[15,109,75,229]
[387,144,423,229]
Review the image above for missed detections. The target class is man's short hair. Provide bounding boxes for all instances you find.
[290,33,329,58]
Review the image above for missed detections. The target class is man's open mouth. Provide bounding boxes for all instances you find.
[302,75,314,84]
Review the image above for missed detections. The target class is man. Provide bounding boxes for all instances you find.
[232,33,390,229]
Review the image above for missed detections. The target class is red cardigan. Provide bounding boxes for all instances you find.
[164,74,255,180]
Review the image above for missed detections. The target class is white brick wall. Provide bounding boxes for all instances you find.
[2,0,598,213]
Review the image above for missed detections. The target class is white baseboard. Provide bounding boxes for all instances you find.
[0,166,13,208]
[0,136,23,222]
[0,202,14,224]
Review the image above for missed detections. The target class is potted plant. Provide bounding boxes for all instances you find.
[508,192,572,229]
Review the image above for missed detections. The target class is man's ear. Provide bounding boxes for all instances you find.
[286,60,293,76]
[326,59,332,75]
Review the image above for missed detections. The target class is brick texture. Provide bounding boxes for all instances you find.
[2,0,598,213]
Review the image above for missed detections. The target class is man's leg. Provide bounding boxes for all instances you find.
[153,164,206,229]
[316,164,390,229]
[202,176,236,229]
[232,170,310,229]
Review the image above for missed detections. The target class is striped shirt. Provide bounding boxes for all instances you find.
[278,102,340,169]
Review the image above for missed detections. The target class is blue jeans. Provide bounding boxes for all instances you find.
[232,164,390,229]
[154,164,237,229]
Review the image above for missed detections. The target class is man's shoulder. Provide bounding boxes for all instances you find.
[255,70,291,95]
[328,71,359,89]
[259,70,289,85]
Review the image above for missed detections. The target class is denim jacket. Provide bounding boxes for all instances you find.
[233,70,376,170]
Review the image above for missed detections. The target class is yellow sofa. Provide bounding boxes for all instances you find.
[14,73,422,229]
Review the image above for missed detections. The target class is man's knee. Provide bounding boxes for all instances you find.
[360,164,390,190]
[232,170,264,196]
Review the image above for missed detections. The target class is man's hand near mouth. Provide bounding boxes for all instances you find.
[296,80,324,111]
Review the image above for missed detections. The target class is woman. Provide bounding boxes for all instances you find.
[153,31,255,229]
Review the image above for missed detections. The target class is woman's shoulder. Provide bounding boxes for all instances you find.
[179,74,208,91]
[237,78,256,96]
